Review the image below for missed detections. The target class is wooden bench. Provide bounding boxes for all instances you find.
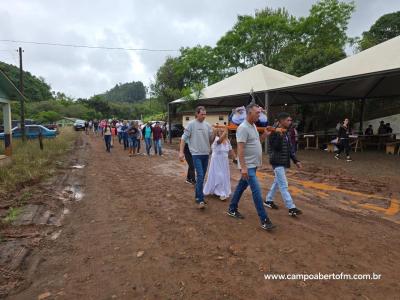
[304,135,319,150]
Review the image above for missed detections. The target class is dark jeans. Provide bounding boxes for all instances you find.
[192,155,209,203]
[145,138,152,155]
[337,138,350,156]
[184,144,195,182]
[104,135,112,152]
[123,136,129,150]
[229,167,268,223]
[118,132,123,144]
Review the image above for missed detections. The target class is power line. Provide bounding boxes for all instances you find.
[0,39,180,52]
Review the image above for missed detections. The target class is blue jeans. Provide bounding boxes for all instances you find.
[145,138,152,155]
[154,139,162,155]
[229,167,268,223]
[192,155,209,203]
[128,137,137,148]
[266,166,295,209]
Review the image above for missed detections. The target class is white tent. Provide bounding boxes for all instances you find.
[269,35,400,105]
[171,64,297,107]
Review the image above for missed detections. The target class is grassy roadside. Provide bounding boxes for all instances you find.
[0,127,77,195]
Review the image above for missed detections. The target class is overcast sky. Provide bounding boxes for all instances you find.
[0,0,399,99]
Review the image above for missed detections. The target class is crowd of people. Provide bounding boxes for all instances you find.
[84,119,167,156]
[179,105,302,232]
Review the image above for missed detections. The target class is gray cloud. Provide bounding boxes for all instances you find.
[0,0,399,98]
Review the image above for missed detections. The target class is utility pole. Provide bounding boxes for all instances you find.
[18,47,26,141]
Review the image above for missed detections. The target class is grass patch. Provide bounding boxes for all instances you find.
[2,207,21,224]
[0,127,77,193]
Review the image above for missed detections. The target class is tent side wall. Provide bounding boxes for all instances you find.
[0,97,12,156]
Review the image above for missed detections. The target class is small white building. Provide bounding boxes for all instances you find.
[1,69,24,159]
[181,110,230,128]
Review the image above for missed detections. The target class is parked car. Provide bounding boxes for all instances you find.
[43,124,59,132]
[0,125,57,140]
[74,120,86,131]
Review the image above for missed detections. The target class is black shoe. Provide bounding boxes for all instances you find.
[227,209,244,219]
[289,207,302,217]
[264,201,279,209]
[261,218,276,231]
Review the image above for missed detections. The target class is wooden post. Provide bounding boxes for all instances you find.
[38,129,44,150]
[168,102,172,144]
[3,102,12,156]
[359,98,365,134]
[18,47,26,142]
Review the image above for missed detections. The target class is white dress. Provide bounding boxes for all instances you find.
[203,137,232,198]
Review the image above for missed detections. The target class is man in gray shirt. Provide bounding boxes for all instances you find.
[179,106,213,209]
[227,103,276,231]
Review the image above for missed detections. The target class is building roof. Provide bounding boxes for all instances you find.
[269,35,400,105]
[171,64,297,106]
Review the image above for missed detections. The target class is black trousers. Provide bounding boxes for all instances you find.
[184,144,196,182]
[337,138,350,156]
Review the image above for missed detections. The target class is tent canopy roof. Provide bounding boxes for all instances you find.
[171,64,297,107]
[269,36,400,106]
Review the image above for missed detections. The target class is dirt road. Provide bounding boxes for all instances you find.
[6,133,400,299]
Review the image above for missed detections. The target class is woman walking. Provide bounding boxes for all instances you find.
[203,128,236,201]
[335,118,352,162]
[103,122,112,152]
[127,122,139,157]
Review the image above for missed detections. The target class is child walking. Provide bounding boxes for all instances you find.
[203,128,236,201]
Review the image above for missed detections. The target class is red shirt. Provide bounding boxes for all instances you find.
[153,126,163,140]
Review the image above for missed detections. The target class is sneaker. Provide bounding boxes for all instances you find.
[185,180,192,185]
[346,156,352,162]
[219,196,228,201]
[261,218,276,231]
[334,154,340,160]
[264,201,279,209]
[227,209,244,219]
[198,202,206,209]
[289,207,303,217]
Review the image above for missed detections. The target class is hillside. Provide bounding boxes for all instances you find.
[97,81,146,103]
[0,61,53,101]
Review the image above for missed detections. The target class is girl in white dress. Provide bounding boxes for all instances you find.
[203,128,236,201]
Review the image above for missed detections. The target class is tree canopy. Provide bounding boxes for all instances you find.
[151,0,356,104]
[359,11,400,50]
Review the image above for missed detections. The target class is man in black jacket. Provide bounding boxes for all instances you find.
[264,112,303,217]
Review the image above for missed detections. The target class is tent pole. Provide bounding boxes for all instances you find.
[264,92,269,154]
[359,98,365,134]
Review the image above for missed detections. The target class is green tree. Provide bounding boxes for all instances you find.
[151,57,187,106]
[286,0,355,76]
[359,11,400,50]
[215,8,298,72]
[34,111,60,123]
[0,61,53,101]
